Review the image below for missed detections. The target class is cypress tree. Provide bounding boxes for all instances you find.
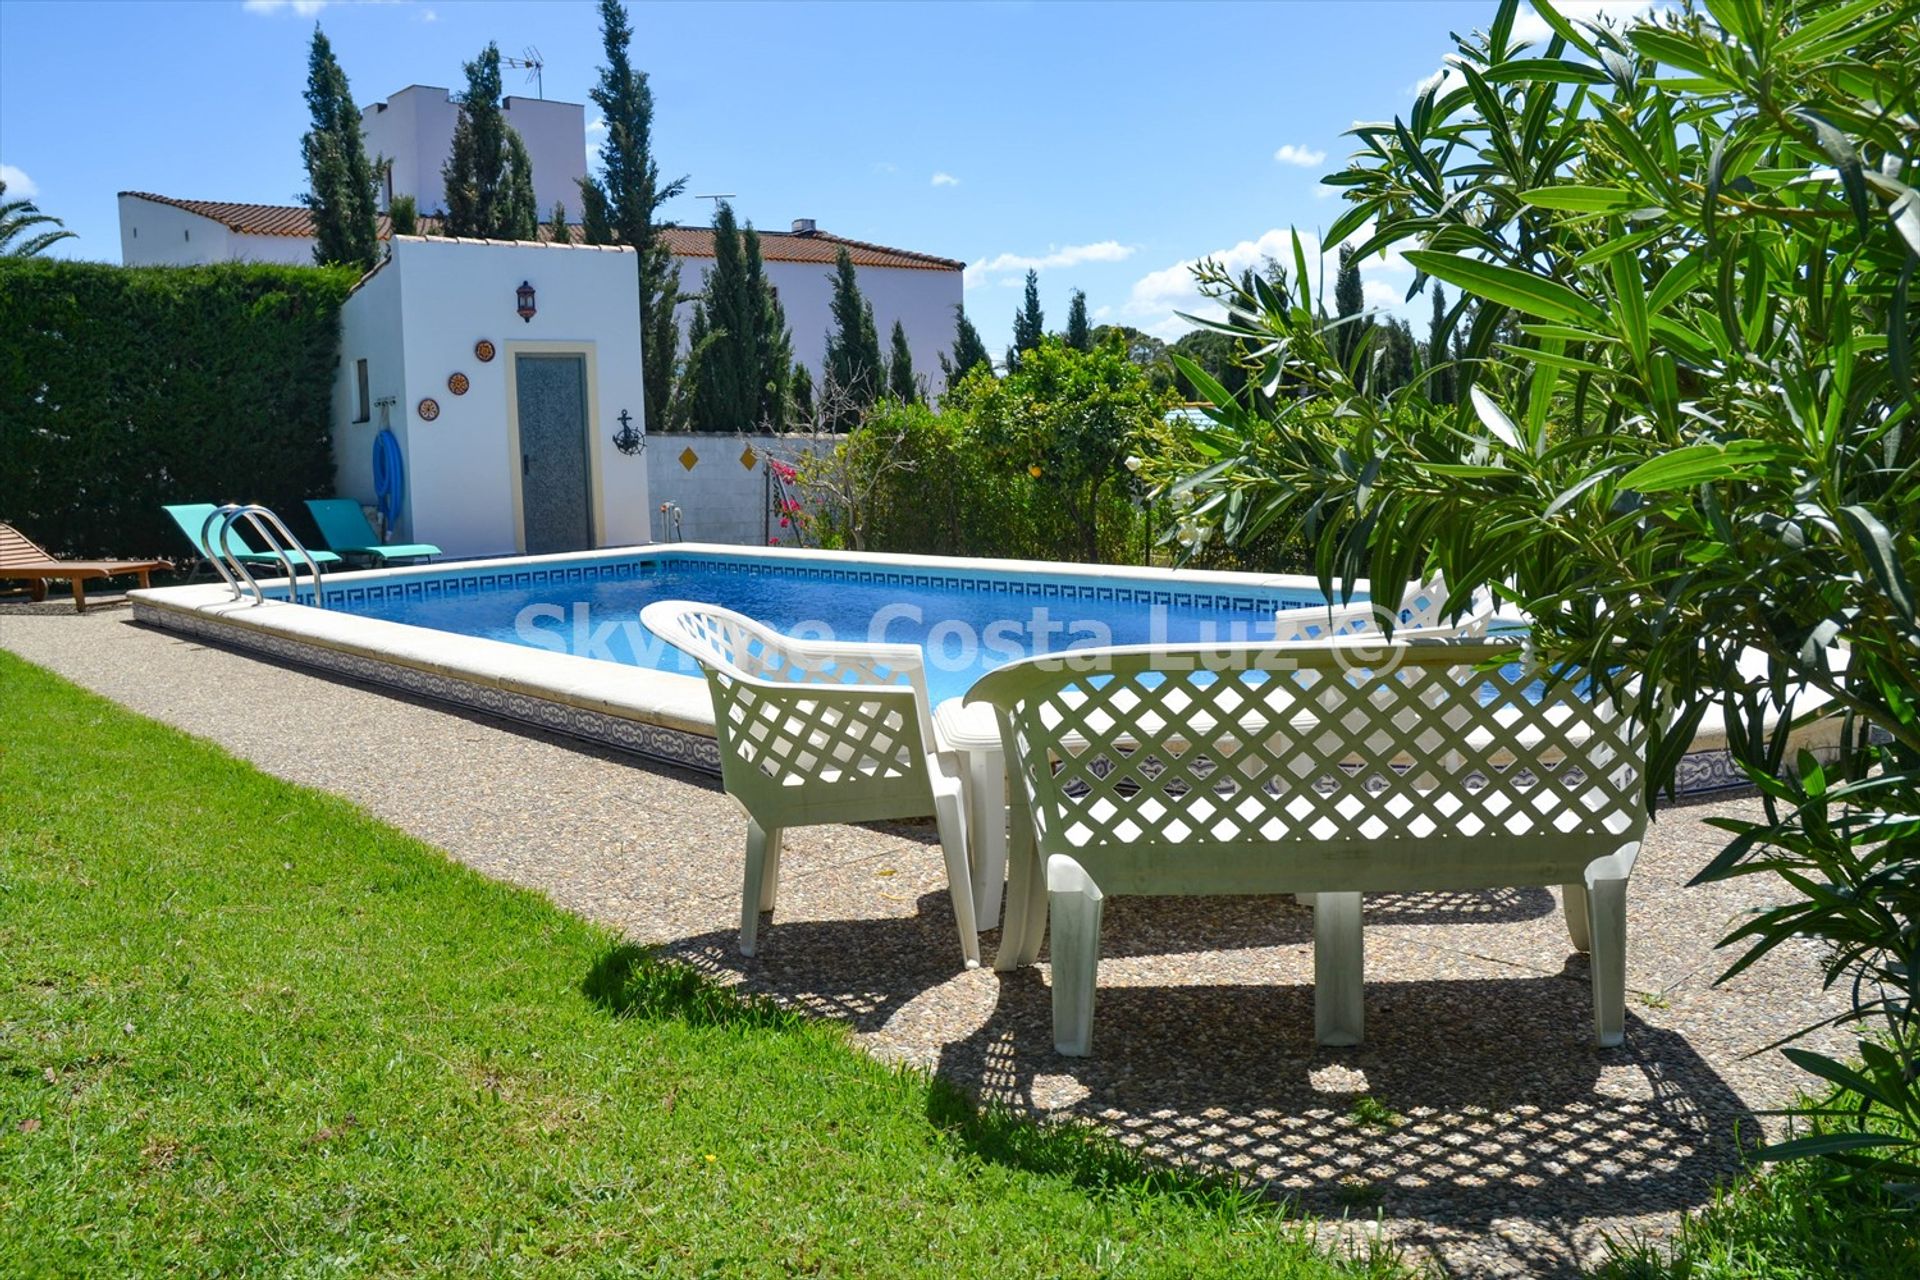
[442,44,538,240]
[790,362,815,428]
[502,131,539,240]
[1008,268,1044,369]
[744,225,792,429]
[887,320,917,403]
[938,305,992,389]
[299,25,379,271]
[688,202,755,431]
[1064,288,1091,351]
[546,201,571,244]
[1331,245,1372,387]
[1427,283,1451,404]
[579,0,688,434]
[823,246,884,429]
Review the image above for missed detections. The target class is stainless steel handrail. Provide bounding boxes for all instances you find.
[202,503,327,608]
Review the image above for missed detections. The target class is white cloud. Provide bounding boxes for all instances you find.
[420,7,437,21]
[931,171,960,188]
[586,117,607,134]
[1511,0,1657,47]
[1119,221,1413,339]
[965,240,1135,288]
[872,161,899,174]
[0,163,38,197]
[1272,143,1326,168]
[242,0,329,14]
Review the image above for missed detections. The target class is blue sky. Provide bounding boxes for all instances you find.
[0,0,1635,354]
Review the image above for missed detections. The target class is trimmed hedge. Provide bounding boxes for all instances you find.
[0,259,359,560]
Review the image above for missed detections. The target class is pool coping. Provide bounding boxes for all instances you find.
[129,542,1837,794]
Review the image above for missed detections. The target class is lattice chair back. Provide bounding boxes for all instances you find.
[967,638,1648,898]
[641,600,943,825]
[1273,580,1496,644]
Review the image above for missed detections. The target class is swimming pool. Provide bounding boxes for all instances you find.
[336,551,1321,703]
[129,542,1807,792]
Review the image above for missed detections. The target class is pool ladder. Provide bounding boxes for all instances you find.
[201,503,327,609]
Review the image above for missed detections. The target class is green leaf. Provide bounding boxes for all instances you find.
[1469,384,1522,452]
[1526,0,1599,57]
[1481,58,1610,85]
[1518,185,1639,212]
[1626,29,1728,83]
[1795,108,1872,238]
[1405,251,1610,327]
[1837,503,1916,622]
[1617,442,1782,493]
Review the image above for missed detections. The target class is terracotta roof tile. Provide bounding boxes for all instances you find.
[119,192,962,272]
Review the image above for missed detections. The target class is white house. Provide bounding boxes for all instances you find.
[360,84,587,223]
[331,235,650,559]
[119,194,965,397]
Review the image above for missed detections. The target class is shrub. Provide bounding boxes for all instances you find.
[1149,0,1920,1185]
[0,258,358,559]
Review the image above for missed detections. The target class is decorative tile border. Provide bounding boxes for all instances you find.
[133,601,720,775]
[293,550,1301,619]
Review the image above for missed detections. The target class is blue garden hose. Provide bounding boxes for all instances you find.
[372,428,404,534]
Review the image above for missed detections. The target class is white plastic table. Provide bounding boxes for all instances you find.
[934,696,1008,932]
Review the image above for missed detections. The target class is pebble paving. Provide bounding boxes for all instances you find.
[0,601,1854,1276]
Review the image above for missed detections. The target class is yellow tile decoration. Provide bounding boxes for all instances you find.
[679,446,699,471]
[739,444,758,470]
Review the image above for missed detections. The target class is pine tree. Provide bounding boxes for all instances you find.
[887,320,917,402]
[1380,318,1417,393]
[938,305,992,389]
[1008,268,1045,369]
[388,194,418,236]
[1427,283,1451,404]
[546,201,571,244]
[1064,288,1091,351]
[580,0,688,434]
[823,246,884,429]
[299,25,379,271]
[442,44,538,240]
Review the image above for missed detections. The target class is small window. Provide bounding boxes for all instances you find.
[354,359,371,424]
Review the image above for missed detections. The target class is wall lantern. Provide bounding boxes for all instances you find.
[515,280,537,323]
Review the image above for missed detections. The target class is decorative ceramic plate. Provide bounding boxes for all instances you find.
[417,397,441,422]
[474,339,496,363]
[447,372,470,396]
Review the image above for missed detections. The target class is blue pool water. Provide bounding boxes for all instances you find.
[339,554,1326,703]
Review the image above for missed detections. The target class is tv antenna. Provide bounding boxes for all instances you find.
[694,194,736,214]
[501,46,545,99]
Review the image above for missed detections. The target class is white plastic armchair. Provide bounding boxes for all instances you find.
[966,637,1647,1056]
[640,600,979,967]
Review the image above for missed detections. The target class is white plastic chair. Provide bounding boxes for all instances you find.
[641,600,980,968]
[967,637,1647,1055]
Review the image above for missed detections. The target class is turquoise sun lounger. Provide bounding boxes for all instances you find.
[304,499,440,565]
[163,503,344,574]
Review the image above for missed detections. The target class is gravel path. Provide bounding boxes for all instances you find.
[0,602,1851,1276]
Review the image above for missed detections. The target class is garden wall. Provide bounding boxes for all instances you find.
[646,432,826,545]
[0,258,358,560]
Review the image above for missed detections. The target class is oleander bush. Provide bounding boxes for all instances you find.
[1144,0,1920,1191]
[0,258,357,560]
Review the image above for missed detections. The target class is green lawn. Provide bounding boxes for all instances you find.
[0,652,1401,1278]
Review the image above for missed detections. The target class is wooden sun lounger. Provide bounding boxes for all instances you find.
[0,522,169,613]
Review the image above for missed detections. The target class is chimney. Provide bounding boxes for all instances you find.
[791,218,816,236]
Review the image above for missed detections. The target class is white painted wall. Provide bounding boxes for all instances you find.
[118,195,314,267]
[646,433,828,545]
[671,256,964,410]
[361,85,587,223]
[330,236,650,560]
[330,260,408,532]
